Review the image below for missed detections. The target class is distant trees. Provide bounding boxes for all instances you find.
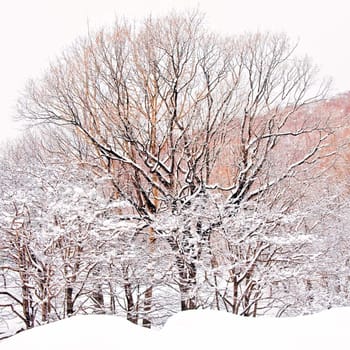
[1,10,349,335]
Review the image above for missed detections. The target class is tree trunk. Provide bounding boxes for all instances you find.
[42,299,50,322]
[22,284,34,328]
[66,287,74,316]
[142,228,155,328]
[124,281,138,324]
[142,287,152,328]
[176,257,197,311]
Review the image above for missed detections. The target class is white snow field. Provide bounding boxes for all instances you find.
[1,308,349,350]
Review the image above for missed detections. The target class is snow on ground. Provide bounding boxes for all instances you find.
[1,308,349,349]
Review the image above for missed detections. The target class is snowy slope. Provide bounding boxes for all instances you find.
[1,308,349,350]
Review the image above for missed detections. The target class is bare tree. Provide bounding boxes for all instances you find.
[16,11,336,323]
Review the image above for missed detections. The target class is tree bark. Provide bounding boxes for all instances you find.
[66,287,74,316]
[176,257,197,311]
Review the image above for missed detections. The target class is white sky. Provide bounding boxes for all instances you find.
[0,0,349,143]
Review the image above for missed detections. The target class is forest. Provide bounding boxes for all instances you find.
[1,11,350,336]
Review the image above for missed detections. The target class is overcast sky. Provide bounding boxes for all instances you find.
[0,0,349,144]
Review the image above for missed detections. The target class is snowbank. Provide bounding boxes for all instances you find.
[1,308,349,349]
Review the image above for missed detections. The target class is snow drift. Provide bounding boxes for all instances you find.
[1,308,349,350]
